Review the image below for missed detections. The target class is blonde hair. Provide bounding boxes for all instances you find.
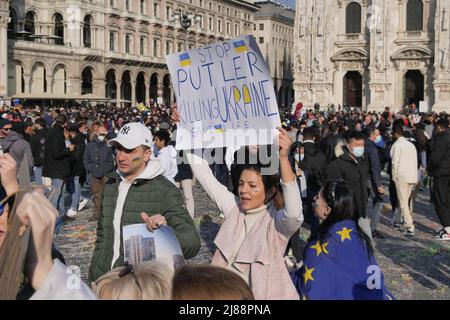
[93,260,173,300]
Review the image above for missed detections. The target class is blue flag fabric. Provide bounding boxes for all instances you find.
[292,220,394,300]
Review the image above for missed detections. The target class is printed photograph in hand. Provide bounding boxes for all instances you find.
[123,224,185,271]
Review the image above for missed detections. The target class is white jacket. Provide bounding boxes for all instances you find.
[155,145,178,185]
[390,137,418,184]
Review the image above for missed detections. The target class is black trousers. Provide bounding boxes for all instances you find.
[432,176,450,228]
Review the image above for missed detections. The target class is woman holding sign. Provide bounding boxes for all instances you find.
[171,107,303,300]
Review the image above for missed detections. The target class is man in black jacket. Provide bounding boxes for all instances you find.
[42,114,74,233]
[327,131,369,219]
[364,125,385,239]
[300,127,327,230]
[320,121,344,164]
[428,118,450,241]
[30,118,48,185]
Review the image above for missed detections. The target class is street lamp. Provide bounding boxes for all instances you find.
[169,8,201,50]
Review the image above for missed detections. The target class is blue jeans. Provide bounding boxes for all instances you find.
[368,180,384,232]
[67,176,82,211]
[34,166,43,185]
[50,178,65,235]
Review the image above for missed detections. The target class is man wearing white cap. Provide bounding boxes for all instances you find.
[88,122,200,282]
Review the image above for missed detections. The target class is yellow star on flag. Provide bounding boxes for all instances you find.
[336,227,352,242]
[310,241,329,256]
[303,265,315,284]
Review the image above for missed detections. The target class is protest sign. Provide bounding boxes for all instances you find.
[166,35,281,150]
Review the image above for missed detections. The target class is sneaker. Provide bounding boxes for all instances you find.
[404,228,415,236]
[435,229,450,241]
[78,199,89,211]
[372,231,385,239]
[66,208,78,218]
[434,228,445,238]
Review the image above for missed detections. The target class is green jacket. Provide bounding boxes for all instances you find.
[88,162,200,282]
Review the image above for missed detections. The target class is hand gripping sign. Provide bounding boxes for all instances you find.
[165,36,281,150]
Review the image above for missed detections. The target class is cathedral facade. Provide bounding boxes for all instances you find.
[293,0,450,112]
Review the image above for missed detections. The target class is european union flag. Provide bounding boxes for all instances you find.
[292,220,395,300]
[179,53,191,67]
[233,40,247,53]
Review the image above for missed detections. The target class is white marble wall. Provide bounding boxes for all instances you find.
[293,0,450,113]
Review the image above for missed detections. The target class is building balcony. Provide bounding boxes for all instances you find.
[12,39,74,54]
[335,33,368,47]
[395,31,433,45]
[106,7,121,18]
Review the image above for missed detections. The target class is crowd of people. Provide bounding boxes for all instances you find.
[0,100,449,300]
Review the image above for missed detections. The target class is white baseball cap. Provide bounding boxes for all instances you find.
[108,122,153,150]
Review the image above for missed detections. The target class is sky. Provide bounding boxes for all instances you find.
[277,0,295,9]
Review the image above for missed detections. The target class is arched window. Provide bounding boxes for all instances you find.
[346,2,362,34]
[407,0,423,31]
[83,15,92,48]
[8,8,17,39]
[140,0,146,14]
[53,13,64,45]
[125,35,131,53]
[25,11,35,41]
[81,68,93,95]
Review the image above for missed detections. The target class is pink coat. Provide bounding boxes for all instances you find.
[212,203,300,300]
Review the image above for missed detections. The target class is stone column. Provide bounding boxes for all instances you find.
[169,83,174,106]
[131,80,136,106]
[23,75,31,94]
[115,79,122,107]
[145,80,150,105]
[157,81,163,106]
[46,76,53,94]
[96,79,106,98]
[0,16,9,98]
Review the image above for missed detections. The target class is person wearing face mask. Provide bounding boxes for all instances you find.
[83,126,115,221]
[326,131,370,236]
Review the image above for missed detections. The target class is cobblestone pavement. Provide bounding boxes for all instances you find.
[55,177,449,300]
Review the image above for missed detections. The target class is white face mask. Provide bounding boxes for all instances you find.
[294,154,304,162]
[97,135,106,142]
